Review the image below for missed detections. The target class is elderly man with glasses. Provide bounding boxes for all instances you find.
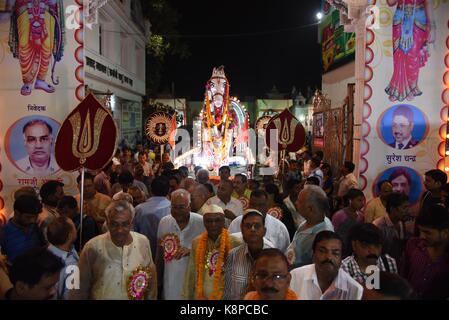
[69,200,157,300]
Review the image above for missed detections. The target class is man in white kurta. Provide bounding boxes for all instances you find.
[207,180,244,227]
[156,189,205,299]
[69,200,157,300]
[228,190,290,252]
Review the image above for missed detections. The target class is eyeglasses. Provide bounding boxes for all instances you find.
[253,273,289,282]
[26,136,51,144]
[109,221,132,229]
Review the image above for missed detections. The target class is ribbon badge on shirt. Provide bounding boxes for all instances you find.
[206,250,222,276]
[267,207,283,220]
[160,233,180,262]
[239,197,249,210]
[127,265,153,300]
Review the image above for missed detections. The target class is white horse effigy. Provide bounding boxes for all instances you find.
[201,66,247,172]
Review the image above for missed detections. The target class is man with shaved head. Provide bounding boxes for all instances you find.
[286,185,334,269]
[156,189,204,299]
[207,180,244,225]
[191,184,210,215]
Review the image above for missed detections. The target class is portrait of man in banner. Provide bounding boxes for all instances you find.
[0,0,65,96]
[5,116,60,176]
[375,166,423,204]
[379,104,428,150]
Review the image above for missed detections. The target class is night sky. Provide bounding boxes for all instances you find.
[161,0,323,100]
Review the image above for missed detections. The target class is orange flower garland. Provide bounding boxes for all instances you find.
[244,289,298,300]
[195,229,230,300]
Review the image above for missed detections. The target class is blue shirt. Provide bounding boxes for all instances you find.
[47,245,80,300]
[286,217,334,269]
[0,220,44,263]
[134,196,171,259]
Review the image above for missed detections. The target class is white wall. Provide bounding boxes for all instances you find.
[322,61,355,109]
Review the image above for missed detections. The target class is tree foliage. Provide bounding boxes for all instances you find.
[141,0,189,95]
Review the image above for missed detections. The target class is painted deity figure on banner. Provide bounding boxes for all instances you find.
[385,0,436,102]
[1,0,65,96]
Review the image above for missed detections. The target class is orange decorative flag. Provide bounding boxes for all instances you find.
[235,114,249,144]
[168,112,177,148]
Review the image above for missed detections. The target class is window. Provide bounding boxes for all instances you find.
[99,24,103,55]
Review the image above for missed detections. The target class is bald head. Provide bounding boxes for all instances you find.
[217,180,233,202]
[180,177,198,194]
[171,188,191,205]
[191,184,209,212]
[296,185,329,222]
[196,169,210,184]
[171,189,191,221]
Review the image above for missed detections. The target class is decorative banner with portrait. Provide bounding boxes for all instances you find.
[360,0,449,211]
[0,0,84,219]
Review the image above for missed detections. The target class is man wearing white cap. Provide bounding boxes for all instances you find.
[182,204,241,300]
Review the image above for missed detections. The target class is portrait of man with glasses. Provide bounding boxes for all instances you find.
[16,118,59,176]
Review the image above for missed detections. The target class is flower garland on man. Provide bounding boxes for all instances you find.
[182,204,241,300]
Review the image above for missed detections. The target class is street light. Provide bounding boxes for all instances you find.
[316,12,323,21]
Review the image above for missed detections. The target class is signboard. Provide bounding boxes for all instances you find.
[320,1,355,72]
[360,0,449,213]
[0,0,84,219]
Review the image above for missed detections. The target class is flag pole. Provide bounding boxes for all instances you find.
[79,167,85,251]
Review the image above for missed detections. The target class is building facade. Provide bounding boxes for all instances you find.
[84,0,149,148]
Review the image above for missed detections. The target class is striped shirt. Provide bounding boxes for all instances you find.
[223,243,270,300]
[341,254,398,285]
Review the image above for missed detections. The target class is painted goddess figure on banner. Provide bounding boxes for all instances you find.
[385,0,436,102]
[1,0,65,96]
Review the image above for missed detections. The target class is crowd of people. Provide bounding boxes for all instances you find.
[0,147,449,300]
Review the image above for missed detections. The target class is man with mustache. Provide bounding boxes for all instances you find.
[244,248,297,300]
[341,223,398,285]
[182,204,241,300]
[388,105,418,150]
[223,210,268,300]
[290,231,363,300]
[16,119,59,176]
[228,190,290,252]
[400,204,449,299]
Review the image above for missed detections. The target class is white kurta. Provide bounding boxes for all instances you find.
[70,231,157,300]
[228,213,291,253]
[207,196,244,227]
[157,212,205,300]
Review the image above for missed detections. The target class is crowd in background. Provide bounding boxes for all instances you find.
[1,144,449,300]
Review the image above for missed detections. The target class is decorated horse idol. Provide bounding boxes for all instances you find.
[202,66,234,171]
